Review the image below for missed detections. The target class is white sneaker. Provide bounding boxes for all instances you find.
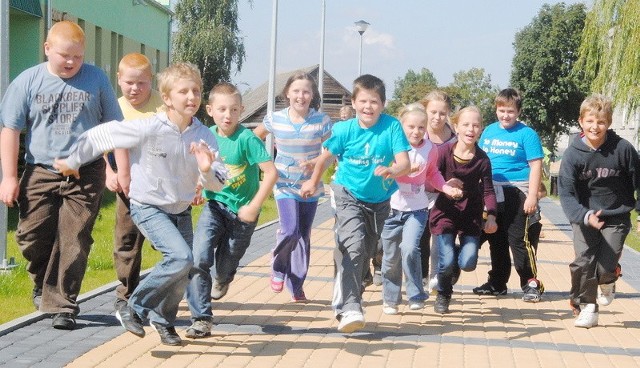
[409,301,425,310]
[597,283,615,306]
[428,276,438,295]
[574,303,598,328]
[382,303,398,315]
[337,310,365,333]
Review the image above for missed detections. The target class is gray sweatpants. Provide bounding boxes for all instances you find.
[331,183,390,317]
[569,214,629,306]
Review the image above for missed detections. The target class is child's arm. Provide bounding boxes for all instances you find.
[300,149,334,198]
[190,140,227,193]
[253,123,269,140]
[374,151,410,179]
[238,160,278,223]
[524,158,542,214]
[424,145,462,199]
[0,128,21,207]
[114,149,132,196]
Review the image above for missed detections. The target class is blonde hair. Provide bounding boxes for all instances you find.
[208,81,242,104]
[450,106,483,126]
[398,102,428,123]
[420,90,452,111]
[118,53,153,76]
[157,62,202,96]
[46,21,85,45]
[579,94,613,125]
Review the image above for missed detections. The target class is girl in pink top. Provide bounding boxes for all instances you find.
[380,103,460,314]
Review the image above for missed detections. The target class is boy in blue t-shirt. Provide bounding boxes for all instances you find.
[185,82,277,338]
[301,74,410,333]
[474,88,545,302]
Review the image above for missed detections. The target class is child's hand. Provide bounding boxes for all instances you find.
[299,159,315,176]
[105,168,122,193]
[53,158,80,179]
[300,181,317,199]
[446,177,463,190]
[190,140,215,172]
[442,184,463,200]
[410,162,421,174]
[484,215,498,234]
[374,165,395,179]
[523,194,538,214]
[0,177,19,207]
[118,171,131,197]
[588,210,604,229]
[191,183,205,206]
[238,204,259,223]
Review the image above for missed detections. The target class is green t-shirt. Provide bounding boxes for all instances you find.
[203,125,272,213]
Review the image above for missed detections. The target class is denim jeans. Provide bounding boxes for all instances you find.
[17,160,105,314]
[381,208,428,306]
[436,233,480,296]
[186,200,257,319]
[129,203,194,327]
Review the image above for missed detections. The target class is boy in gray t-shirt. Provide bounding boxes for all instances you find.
[0,21,122,330]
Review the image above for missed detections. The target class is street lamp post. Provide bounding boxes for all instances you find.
[354,20,369,77]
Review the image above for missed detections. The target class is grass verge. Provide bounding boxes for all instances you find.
[0,190,277,324]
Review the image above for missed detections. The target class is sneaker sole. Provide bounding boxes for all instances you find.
[522,296,541,303]
[473,290,507,296]
[338,320,365,333]
[185,330,212,339]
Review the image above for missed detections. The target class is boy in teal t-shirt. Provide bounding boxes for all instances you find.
[301,74,411,333]
[185,82,277,338]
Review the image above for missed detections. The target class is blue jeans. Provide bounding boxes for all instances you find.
[436,233,480,296]
[381,208,428,306]
[186,200,257,319]
[129,204,194,327]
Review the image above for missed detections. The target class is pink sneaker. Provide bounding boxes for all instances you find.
[270,276,284,293]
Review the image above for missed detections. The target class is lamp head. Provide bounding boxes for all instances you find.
[354,20,370,35]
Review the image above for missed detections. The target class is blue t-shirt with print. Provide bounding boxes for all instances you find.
[324,113,410,203]
[479,121,543,182]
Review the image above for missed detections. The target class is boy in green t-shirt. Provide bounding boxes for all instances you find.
[185,82,278,338]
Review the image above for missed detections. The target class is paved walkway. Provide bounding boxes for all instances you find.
[1,198,640,368]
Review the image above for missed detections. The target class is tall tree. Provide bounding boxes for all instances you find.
[172,0,246,121]
[445,68,498,125]
[510,3,588,151]
[386,68,438,116]
[576,0,640,111]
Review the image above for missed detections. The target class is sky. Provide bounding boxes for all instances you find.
[230,0,590,97]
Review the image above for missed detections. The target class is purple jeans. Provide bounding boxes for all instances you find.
[272,198,318,297]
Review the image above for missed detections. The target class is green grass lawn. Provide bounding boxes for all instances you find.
[0,191,277,324]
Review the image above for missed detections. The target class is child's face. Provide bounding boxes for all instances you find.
[455,111,483,146]
[162,77,202,120]
[286,79,313,115]
[118,67,153,107]
[340,108,352,121]
[425,100,450,132]
[206,93,244,137]
[401,112,427,146]
[44,38,84,79]
[352,88,384,128]
[579,111,610,148]
[496,103,520,129]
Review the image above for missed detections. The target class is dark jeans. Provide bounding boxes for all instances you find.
[113,191,146,301]
[17,160,105,314]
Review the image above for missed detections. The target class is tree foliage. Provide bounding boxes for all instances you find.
[510,3,588,151]
[575,0,640,111]
[172,0,246,122]
[386,68,438,116]
[444,68,498,125]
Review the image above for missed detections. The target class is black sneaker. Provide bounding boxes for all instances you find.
[151,322,182,346]
[32,287,42,310]
[116,304,146,337]
[211,280,229,300]
[522,278,543,303]
[472,282,507,296]
[52,312,76,330]
[434,293,451,314]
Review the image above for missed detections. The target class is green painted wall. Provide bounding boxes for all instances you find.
[8,10,41,79]
[48,0,171,51]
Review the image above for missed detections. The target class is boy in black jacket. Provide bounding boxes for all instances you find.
[559,94,640,328]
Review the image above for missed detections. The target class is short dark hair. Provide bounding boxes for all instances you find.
[352,74,386,104]
[495,88,522,111]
